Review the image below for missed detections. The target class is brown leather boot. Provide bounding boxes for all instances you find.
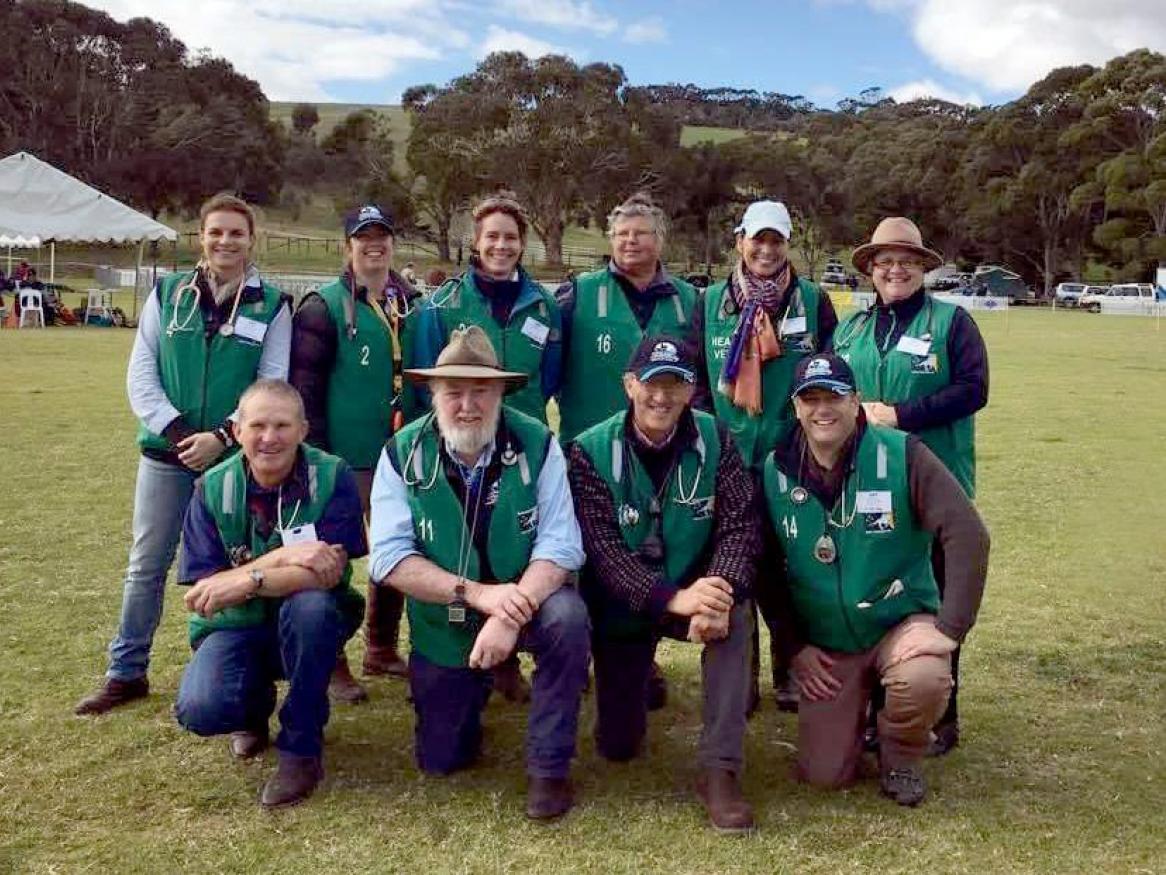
[493,655,531,703]
[362,582,407,677]
[260,754,323,808]
[74,677,149,716]
[229,725,270,759]
[695,768,755,834]
[328,652,368,704]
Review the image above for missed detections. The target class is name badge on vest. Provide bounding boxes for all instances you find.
[281,522,319,546]
[895,335,930,356]
[855,491,892,514]
[517,506,539,534]
[233,315,268,344]
[521,316,550,347]
[781,316,807,336]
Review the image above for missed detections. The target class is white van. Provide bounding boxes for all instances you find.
[1081,283,1154,313]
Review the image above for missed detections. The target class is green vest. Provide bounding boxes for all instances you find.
[833,295,976,496]
[137,272,284,453]
[704,277,823,470]
[557,268,698,443]
[431,270,556,423]
[763,425,939,653]
[575,410,721,639]
[390,406,550,667]
[313,279,396,469]
[189,445,364,646]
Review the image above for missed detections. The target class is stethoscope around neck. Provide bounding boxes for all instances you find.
[165,263,248,338]
[400,412,526,491]
[342,272,413,340]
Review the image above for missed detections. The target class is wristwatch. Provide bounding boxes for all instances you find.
[248,568,265,598]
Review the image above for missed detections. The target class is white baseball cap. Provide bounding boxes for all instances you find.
[734,200,792,243]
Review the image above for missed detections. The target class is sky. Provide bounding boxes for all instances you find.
[87,0,1166,109]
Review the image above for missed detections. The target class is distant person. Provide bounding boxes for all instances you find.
[174,380,366,809]
[763,353,989,806]
[401,261,418,286]
[832,217,989,755]
[75,193,292,716]
[290,204,420,701]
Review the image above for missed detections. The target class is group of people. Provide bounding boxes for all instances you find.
[73,189,989,833]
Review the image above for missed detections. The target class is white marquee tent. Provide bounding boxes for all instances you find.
[0,151,176,291]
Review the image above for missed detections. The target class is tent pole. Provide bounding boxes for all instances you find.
[133,240,145,321]
[50,242,55,283]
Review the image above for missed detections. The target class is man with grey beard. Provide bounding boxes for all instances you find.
[368,326,590,821]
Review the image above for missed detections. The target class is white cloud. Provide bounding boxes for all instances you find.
[888,79,983,106]
[892,0,1166,92]
[477,25,571,60]
[623,17,667,45]
[87,1,466,100]
[497,0,617,35]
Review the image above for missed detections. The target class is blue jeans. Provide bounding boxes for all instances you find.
[409,586,591,778]
[174,590,352,758]
[107,456,197,681]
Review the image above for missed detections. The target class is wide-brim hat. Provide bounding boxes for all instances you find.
[851,217,943,276]
[403,325,528,391]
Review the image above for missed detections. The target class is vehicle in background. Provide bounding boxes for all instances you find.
[1054,282,1086,307]
[820,258,847,286]
[969,265,1034,302]
[931,273,973,293]
[1079,283,1153,312]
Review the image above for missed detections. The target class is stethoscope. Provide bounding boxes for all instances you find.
[400,412,526,491]
[342,273,414,340]
[165,264,247,338]
[834,293,936,354]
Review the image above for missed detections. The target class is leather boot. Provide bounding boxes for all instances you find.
[74,677,149,716]
[695,768,754,834]
[493,655,531,703]
[526,776,574,821]
[362,582,408,677]
[329,652,368,704]
[260,753,323,808]
[229,725,270,759]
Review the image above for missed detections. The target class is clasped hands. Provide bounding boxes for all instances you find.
[467,582,536,670]
[667,576,734,645]
[183,541,348,618]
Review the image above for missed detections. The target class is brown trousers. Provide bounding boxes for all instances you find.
[797,614,952,787]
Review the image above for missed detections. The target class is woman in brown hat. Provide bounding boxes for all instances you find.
[832,216,989,755]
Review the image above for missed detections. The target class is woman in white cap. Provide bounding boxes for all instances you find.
[700,199,838,712]
[832,216,989,755]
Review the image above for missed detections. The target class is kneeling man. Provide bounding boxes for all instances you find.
[763,354,988,805]
[369,326,589,821]
[568,336,760,834]
[175,379,367,808]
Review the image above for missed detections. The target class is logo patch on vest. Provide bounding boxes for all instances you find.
[910,353,939,374]
[863,511,896,533]
[618,503,641,527]
[517,505,539,534]
[687,495,715,521]
[485,480,500,507]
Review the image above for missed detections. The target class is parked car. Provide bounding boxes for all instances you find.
[1079,283,1152,312]
[1054,282,1086,306]
[820,258,847,286]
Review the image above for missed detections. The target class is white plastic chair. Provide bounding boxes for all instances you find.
[84,288,113,324]
[18,289,44,328]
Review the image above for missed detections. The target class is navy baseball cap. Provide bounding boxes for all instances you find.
[344,204,394,237]
[791,353,856,397]
[627,335,697,384]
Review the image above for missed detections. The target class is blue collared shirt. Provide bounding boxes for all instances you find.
[368,433,584,583]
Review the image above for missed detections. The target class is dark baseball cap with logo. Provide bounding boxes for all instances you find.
[626,335,697,383]
[344,204,394,237]
[791,353,856,397]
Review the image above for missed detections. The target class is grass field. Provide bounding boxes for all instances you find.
[1,310,1163,873]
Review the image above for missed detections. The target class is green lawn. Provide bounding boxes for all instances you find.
[680,125,750,146]
[0,311,1163,873]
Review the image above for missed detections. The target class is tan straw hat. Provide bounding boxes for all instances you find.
[851,217,943,276]
[403,325,528,390]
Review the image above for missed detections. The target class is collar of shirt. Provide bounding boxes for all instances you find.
[442,437,497,488]
[244,448,311,537]
[874,287,927,321]
[608,261,676,298]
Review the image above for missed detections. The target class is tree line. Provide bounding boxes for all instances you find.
[2,0,1163,293]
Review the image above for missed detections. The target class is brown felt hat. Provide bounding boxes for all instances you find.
[403,325,528,390]
[851,217,943,276]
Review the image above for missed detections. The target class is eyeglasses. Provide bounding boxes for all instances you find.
[872,255,925,271]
